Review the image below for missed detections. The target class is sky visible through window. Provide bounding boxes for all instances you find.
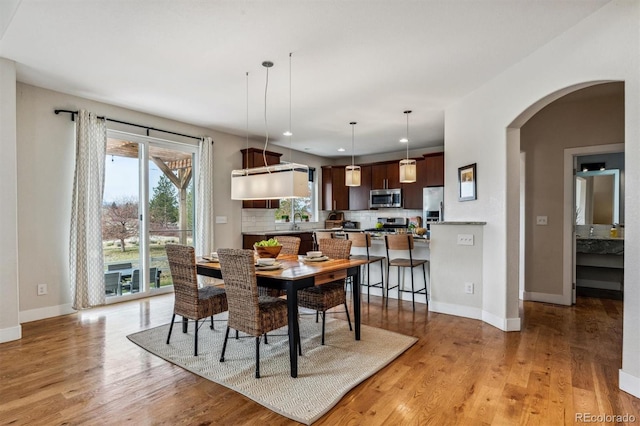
[103,156,162,204]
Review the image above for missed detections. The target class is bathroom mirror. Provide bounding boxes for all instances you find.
[575,169,620,225]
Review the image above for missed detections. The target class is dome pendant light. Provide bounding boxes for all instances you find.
[399,110,416,183]
[345,121,361,187]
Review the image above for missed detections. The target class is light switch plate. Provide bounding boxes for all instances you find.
[215,216,228,224]
[457,234,474,246]
[536,216,548,225]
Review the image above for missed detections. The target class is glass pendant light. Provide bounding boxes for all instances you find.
[345,121,361,187]
[399,110,416,183]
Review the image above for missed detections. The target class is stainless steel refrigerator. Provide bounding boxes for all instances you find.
[423,187,444,226]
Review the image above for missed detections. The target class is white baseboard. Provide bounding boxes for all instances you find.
[429,300,482,321]
[483,310,521,331]
[0,325,22,343]
[522,291,571,305]
[429,301,521,331]
[20,303,76,324]
[619,369,640,398]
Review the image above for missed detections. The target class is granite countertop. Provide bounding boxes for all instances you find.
[576,237,624,255]
[430,221,487,225]
[243,230,319,236]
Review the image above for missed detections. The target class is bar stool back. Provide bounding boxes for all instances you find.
[313,231,334,250]
[384,234,428,311]
[347,232,385,303]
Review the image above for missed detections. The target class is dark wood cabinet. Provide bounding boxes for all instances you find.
[321,166,349,211]
[240,148,283,208]
[424,152,444,187]
[242,232,313,255]
[371,162,400,189]
[348,165,371,210]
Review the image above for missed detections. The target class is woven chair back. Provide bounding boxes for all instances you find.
[276,236,301,255]
[318,238,352,260]
[166,244,200,318]
[217,248,261,335]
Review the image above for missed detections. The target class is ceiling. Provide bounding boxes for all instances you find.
[0,0,611,158]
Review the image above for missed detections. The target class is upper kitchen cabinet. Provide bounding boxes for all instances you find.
[371,162,400,190]
[240,148,282,208]
[424,152,444,187]
[321,166,349,211]
[348,164,371,210]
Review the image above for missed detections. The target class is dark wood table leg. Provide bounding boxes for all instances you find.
[352,266,361,340]
[286,283,299,378]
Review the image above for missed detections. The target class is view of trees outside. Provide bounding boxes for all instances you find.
[149,175,179,229]
[275,182,313,221]
[102,148,194,294]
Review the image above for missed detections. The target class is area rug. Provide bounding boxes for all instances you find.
[127,312,417,425]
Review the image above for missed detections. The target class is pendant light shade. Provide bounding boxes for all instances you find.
[399,110,416,183]
[231,58,310,200]
[345,121,361,187]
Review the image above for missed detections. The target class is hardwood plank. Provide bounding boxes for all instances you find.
[1,294,638,425]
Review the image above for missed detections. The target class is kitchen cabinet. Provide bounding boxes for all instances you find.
[371,162,400,190]
[424,152,444,187]
[243,232,314,255]
[240,148,283,209]
[321,166,349,211]
[348,164,371,211]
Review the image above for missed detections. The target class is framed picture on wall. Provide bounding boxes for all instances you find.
[458,163,477,201]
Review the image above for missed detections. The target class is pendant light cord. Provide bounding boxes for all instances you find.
[263,64,270,168]
[404,110,411,159]
[351,122,356,166]
[289,52,293,163]
[245,71,249,172]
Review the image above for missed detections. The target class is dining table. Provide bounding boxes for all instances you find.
[196,254,367,378]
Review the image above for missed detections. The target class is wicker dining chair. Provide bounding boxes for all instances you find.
[313,231,334,250]
[298,238,353,345]
[217,248,293,378]
[347,232,386,303]
[165,244,228,356]
[276,235,301,255]
[257,236,301,298]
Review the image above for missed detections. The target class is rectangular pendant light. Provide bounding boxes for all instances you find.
[399,159,417,183]
[345,165,361,186]
[231,163,310,200]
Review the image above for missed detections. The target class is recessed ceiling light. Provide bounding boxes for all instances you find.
[338,148,346,152]
[283,131,292,136]
[399,138,408,143]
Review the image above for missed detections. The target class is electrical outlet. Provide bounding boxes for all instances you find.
[457,234,474,246]
[536,216,548,225]
[464,282,474,294]
[37,283,48,296]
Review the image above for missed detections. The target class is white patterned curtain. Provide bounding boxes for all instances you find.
[196,137,214,257]
[69,110,107,309]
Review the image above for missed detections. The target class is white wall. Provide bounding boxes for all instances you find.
[0,58,20,342]
[444,0,640,395]
[14,83,328,322]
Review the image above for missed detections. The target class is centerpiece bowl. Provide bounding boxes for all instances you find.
[254,244,282,258]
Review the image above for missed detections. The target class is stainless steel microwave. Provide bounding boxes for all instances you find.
[369,188,402,208]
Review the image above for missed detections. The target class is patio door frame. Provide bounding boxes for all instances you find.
[105,129,199,302]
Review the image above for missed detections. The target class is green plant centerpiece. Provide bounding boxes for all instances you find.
[254,238,282,258]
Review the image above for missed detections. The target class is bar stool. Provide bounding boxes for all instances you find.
[346,232,385,303]
[384,234,428,311]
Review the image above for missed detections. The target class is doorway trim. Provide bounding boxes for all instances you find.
[563,142,624,305]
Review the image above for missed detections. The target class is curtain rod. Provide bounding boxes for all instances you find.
[54,109,204,141]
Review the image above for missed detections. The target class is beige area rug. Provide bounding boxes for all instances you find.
[127,312,417,425]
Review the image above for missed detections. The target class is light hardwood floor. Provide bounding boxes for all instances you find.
[1,294,639,425]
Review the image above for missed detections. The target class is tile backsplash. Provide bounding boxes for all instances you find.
[241,209,424,233]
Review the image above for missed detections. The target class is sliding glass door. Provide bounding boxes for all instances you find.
[102,131,197,299]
